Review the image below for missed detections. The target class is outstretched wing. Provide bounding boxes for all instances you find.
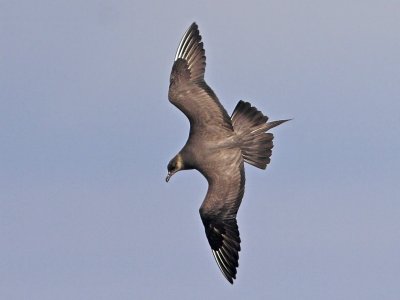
[199,149,245,284]
[168,23,233,132]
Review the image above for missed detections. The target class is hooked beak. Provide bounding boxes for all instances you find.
[166,172,172,182]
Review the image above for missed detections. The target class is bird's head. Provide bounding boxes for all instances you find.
[166,154,184,182]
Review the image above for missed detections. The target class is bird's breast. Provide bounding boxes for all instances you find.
[183,132,239,172]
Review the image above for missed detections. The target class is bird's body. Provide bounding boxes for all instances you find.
[166,23,289,284]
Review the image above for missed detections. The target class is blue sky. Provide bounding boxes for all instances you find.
[1,1,399,299]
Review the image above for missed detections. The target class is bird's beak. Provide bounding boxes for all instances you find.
[166,172,172,183]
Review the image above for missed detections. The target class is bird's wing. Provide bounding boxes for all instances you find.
[199,149,245,284]
[168,23,233,131]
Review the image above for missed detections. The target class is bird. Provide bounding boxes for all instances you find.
[166,22,289,284]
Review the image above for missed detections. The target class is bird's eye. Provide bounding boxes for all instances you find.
[168,162,175,172]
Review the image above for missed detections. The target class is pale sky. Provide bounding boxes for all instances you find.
[1,1,399,299]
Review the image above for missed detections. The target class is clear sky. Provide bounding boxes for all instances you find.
[1,1,399,299]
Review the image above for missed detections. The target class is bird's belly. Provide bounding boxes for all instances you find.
[187,140,239,172]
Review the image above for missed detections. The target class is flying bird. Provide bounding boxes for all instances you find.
[166,22,289,284]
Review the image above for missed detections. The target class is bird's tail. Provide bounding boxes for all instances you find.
[231,100,289,169]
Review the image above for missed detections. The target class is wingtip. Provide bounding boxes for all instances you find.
[186,22,198,33]
[212,249,238,285]
[174,22,201,61]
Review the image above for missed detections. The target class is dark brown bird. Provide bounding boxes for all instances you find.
[166,22,289,284]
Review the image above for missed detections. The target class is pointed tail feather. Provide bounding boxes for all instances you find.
[231,100,289,169]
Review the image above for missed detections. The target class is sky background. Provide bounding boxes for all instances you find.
[1,1,399,299]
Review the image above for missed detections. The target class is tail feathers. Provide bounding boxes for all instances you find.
[231,100,289,169]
